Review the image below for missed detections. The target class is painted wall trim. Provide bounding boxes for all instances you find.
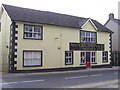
[81,18,98,30]
[109,33,113,66]
[9,22,18,73]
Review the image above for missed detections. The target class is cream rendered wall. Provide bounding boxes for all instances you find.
[0,8,12,72]
[82,20,97,31]
[16,22,80,70]
[97,32,110,65]
[60,27,80,67]
[81,21,110,66]
[16,20,111,70]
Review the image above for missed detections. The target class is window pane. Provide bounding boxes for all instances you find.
[85,38,87,42]
[24,59,28,66]
[24,25,42,39]
[65,52,68,57]
[25,26,29,31]
[81,31,85,37]
[93,38,96,42]
[65,51,73,65]
[34,26,41,32]
[33,52,41,58]
[102,51,108,63]
[81,52,86,64]
[25,25,32,32]
[80,31,96,43]
[24,52,32,59]
[69,52,71,56]
[26,33,32,37]
[91,52,96,63]
[28,59,32,65]
[91,33,95,37]
[24,51,42,66]
[33,33,38,38]
[86,32,89,37]
[38,33,41,38]
[32,59,41,65]
[88,38,90,42]
[82,37,85,42]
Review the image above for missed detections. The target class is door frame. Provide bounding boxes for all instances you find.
[81,51,95,68]
[86,52,91,68]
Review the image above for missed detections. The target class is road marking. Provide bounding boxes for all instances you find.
[65,74,103,80]
[0,82,18,85]
[114,72,118,75]
[65,76,88,79]
[1,79,45,85]
[90,74,103,77]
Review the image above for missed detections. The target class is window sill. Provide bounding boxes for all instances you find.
[65,63,73,65]
[23,38,43,40]
[23,65,42,67]
[80,63,85,65]
[91,62,97,64]
[102,62,108,63]
[80,63,97,65]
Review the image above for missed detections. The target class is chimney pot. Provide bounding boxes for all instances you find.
[109,13,114,19]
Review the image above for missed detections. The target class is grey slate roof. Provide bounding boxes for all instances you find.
[91,19,113,33]
[104,18,120,26]
[2,4,112,33]
[114,19,120,25]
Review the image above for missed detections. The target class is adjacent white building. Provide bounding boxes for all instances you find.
[105,13,120,51]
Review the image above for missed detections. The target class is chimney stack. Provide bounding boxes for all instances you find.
[109,13,114,20]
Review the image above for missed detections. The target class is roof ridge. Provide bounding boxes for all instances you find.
[1,4,112,33]
[2,4,86,19]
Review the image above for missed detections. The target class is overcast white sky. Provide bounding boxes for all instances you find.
[0,0,119,24]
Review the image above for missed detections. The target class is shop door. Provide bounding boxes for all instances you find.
[86,52,91,69]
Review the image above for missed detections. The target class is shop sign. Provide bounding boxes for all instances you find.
[69,43,104,51]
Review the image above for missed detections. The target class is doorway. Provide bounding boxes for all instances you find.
[86,52,91,69]
[81,51,91,69]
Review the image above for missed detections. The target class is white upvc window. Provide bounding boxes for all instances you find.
[23,51,42,66]
[81,52,86,64]
[65,51,73,65]
[102,51,108,63]
[81,31,96,43]
[91,51,96,63]
[24,25,43,39]
[81,51,96,64]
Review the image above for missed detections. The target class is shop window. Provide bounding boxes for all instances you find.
[65,51,73,65]
[81,52,86,64]
[23,51,42,67]
[80,31,96,43]
[102,51,108,63]
[24,24,43,40]
[91,51,96,63]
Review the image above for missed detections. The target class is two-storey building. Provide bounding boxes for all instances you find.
[0,4,112,73]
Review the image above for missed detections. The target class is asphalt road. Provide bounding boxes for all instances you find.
[1,68,119,88]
